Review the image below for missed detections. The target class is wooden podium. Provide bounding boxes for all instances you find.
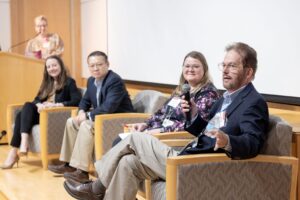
[0,52,44,144]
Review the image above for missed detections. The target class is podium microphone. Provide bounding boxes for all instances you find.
[8,33,39,52]
[182,83,191,126]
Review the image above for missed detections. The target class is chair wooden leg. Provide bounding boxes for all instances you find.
[41,155,48,170]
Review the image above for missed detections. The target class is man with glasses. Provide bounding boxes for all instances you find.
[48,51,134,182]
[63,43,269,200]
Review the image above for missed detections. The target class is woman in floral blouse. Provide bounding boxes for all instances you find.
[25,15,64,59]
[113,51,220,146]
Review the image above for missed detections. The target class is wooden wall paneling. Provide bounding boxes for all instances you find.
[70,0,83,86]
[268,102,300,112]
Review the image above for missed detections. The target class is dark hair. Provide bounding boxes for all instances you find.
[87,51,108,63]
[225,42,257,76]
[37,55,68,99]
[174,51,212,95]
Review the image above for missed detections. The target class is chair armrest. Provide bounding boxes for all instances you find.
[39,106,78,117]
[94,113,151,160]
[166,154,298,200]
[152,131,194,140]
[159,139,192,147]
[6,104,24,141]
[151,131,194,147]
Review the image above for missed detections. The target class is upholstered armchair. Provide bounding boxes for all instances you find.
[7,104,78,169]
[94,90,169,160]
[93,90,169,200]
[147,115,298,200]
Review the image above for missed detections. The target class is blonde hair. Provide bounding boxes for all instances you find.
[173,51,212,96]
[34,15,48,25]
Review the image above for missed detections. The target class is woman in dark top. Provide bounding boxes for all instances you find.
[1,55,81,169]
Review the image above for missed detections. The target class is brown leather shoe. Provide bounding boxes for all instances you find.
[48,163,76,174]
[64,169,90,183]
[64,179,105,200]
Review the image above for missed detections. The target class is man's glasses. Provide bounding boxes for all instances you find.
[36,24,47,28]
[218,62,241,72]
[88,63,106,69]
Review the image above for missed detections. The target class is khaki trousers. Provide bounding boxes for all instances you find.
[95,132,178,200]
[59,117,94,171]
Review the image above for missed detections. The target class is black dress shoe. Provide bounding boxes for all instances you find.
[64,179,105,200]
[64,169,90,183]
[48,163,76,174]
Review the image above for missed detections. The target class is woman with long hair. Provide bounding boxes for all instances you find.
[112,51,220,148]
[132,51,220,133]
[1,55,81,169]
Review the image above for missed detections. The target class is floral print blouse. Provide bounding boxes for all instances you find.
[145,82,220,132]
[25,33,64,59]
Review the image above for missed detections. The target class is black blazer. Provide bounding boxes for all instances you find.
[185,83,269,159]
[79,70,134,121]
[33,77,81,107]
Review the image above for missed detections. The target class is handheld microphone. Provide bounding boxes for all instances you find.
[182,83,191,125]
[8,33,39,52]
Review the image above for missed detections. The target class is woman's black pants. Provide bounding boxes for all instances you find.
[10,102,40,148]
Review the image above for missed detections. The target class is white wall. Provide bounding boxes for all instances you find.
[106,0,300,98]
[81,0,107,78]
[0,0,11,51]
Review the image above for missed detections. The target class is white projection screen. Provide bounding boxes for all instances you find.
[106,0,300,101]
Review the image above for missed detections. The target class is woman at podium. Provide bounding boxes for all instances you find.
[0,55,81,169]
[25,15,64,59]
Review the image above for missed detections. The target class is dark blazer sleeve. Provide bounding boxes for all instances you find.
[32,96,42,104]
[185,98,221,137]
[89,74,129,120]
[222,97,269,159]
[56,78,82,106]
[185,115,209,137]
[32,77,81,106]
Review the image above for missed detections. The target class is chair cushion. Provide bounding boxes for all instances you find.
[260,115,292,156]
[28,111,71,154]
[132,90,168,114]
[101,117,148,153]
[29,125,41,152]
[151,181,166,200]
[176,161,292,200]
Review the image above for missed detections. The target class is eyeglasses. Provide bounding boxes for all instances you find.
[88,63,106,69]
[36,24,47,28]
[218,62,241,72]
[183,65,202,70]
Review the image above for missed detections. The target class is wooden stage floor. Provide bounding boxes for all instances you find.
[0,144,73,200]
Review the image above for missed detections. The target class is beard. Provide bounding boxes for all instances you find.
[223,70,248,91]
